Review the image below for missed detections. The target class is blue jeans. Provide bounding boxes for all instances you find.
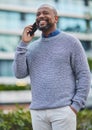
[30,106,76,130]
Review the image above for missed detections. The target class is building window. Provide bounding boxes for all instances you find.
[0,60,14,77]
[0,11,20,30]
[59,17,87,33]
[90,20,92,31]
[0,11,36,30]
[0,35,19,52]
[81,40,92,51]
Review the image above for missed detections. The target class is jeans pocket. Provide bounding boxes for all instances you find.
[68,106,77,116]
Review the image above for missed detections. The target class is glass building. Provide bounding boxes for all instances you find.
[0,0,92,83]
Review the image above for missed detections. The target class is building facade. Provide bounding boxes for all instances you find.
[0,0,92,84]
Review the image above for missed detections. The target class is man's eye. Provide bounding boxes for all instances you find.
[36,11,49,16]
[36,13,40,16]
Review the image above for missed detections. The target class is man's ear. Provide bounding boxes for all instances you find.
[55,16,58,23]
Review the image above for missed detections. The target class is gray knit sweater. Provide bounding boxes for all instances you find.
[13,32,91,112]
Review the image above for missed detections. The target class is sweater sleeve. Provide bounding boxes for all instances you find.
[13,41,29,78]
[71,39,91,112]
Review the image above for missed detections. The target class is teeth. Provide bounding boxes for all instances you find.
[39,20,45,24]
[39,20,46,26]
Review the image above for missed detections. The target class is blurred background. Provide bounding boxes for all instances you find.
[0,0,92,111]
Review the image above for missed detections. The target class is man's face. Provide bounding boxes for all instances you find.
[36,6,58,31]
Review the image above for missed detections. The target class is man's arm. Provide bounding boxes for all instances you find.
[13,25,35,78]
[70,39,91,113]
[13,41,29,78]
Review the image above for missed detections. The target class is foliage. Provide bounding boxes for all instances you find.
[0,84,31,91]
[0,108,32,130]
[77,109,92,130]
[0,108,92,130]
[88,58,92,71]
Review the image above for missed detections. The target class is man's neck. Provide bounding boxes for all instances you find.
[42,29,60,38]
[42,28,57,37]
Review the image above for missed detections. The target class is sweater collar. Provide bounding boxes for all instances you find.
[42,29,60,38]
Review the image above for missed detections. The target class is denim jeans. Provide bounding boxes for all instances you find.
[30,106,76,130]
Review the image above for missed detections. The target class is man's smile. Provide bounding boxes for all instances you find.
[39,20,47,27]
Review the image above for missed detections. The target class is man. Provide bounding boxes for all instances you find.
[13,4,91,130]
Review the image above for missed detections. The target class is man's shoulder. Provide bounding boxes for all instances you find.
[62,31,78,41]
[62,31,81,46]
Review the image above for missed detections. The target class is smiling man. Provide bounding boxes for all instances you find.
[13,4,91,130]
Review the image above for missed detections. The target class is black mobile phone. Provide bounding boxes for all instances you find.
[29,22,37,36]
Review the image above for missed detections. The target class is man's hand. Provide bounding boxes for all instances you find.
[22,25,34,44]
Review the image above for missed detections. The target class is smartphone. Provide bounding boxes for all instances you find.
[29,22,37,36]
